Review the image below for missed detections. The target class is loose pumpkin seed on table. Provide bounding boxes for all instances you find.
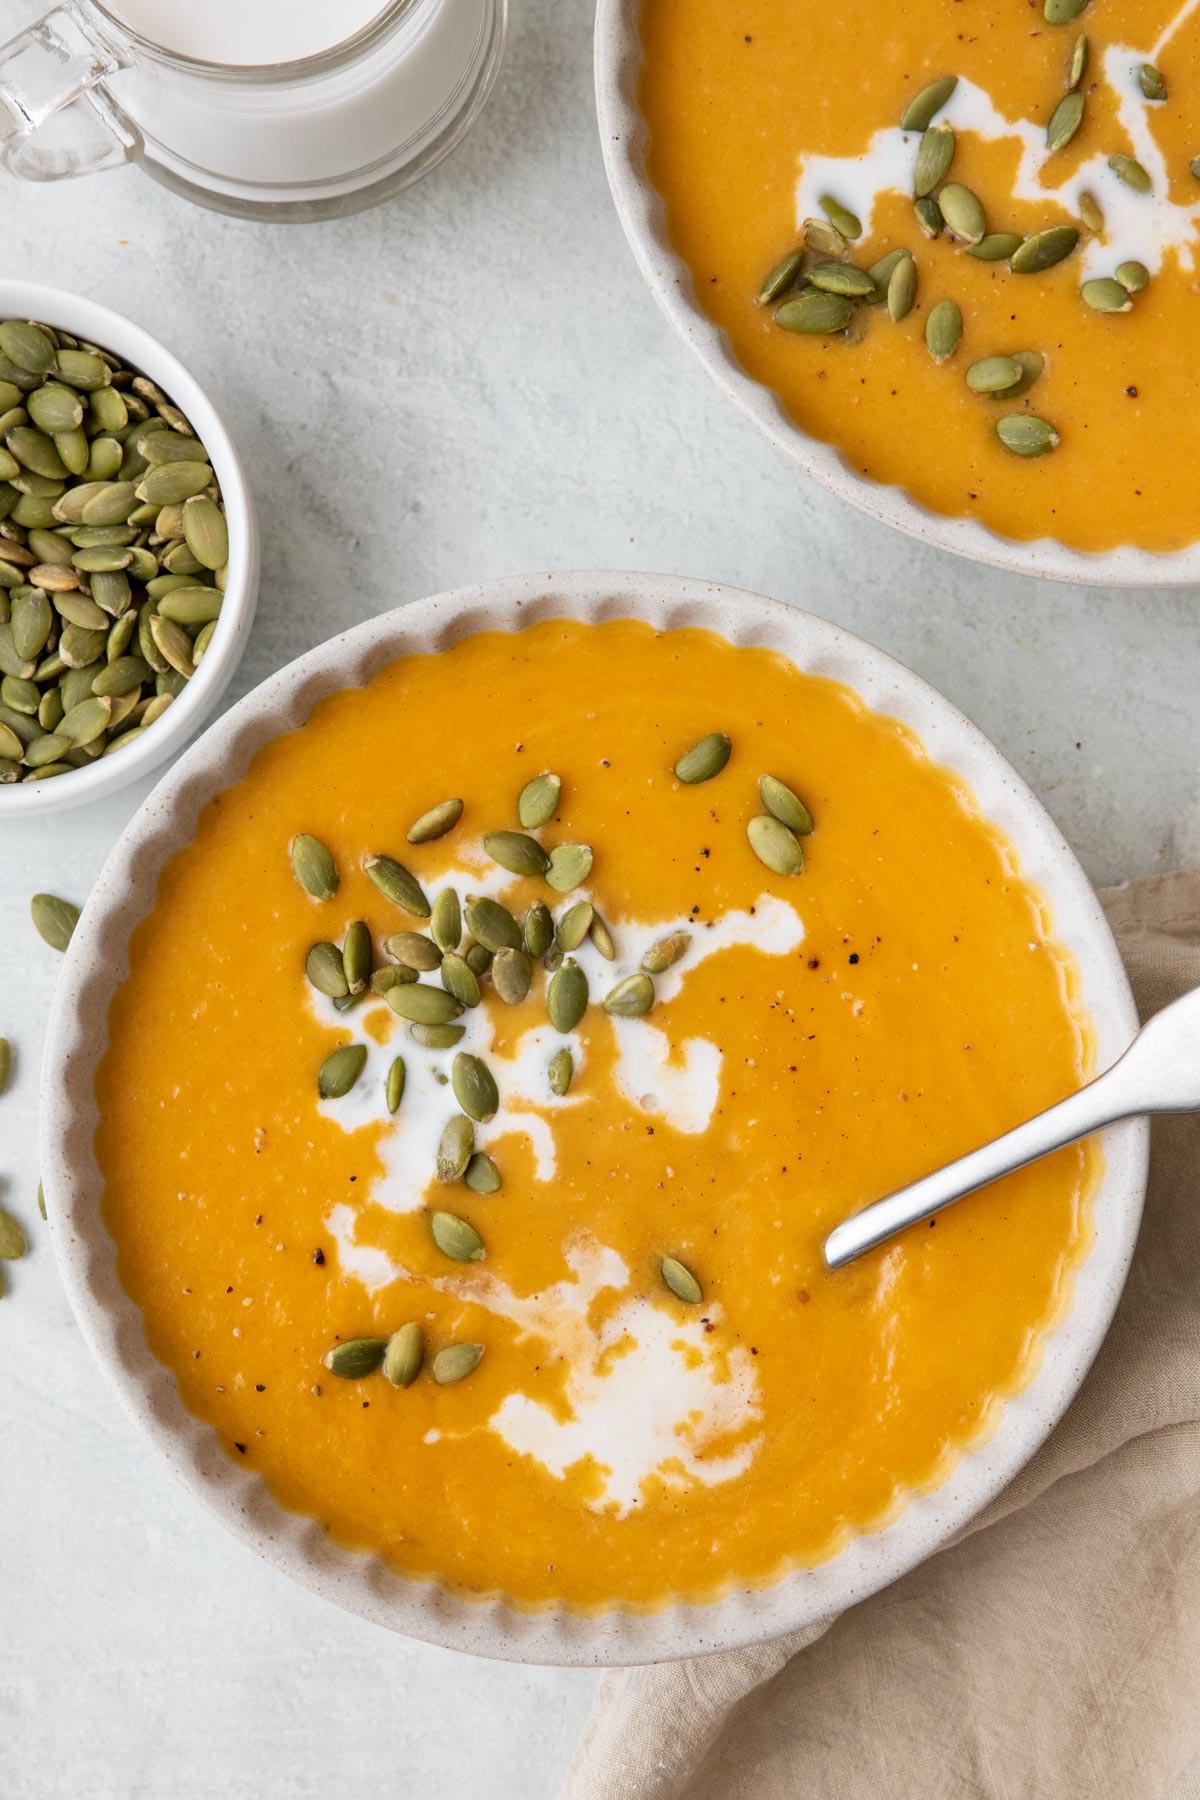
[0,318,230,780]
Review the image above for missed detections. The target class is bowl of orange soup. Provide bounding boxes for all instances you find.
[41,572,1147,1662]
[596,0,1200,583]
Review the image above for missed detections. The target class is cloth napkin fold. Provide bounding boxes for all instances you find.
[563,870,1200,1800]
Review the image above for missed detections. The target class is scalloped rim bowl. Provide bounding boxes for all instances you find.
[0,280,259,814]
[42,571,1147,1664]
[593,0,1200,587]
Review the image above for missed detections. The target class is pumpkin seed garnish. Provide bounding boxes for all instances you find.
[967,355,1024,394]
[492,946,533,1004]
[639,931,689,975]
[1047,90,1085,153]
[759,773,814,835]
[385,982,463,1025]
[925,299,963,363]
[431,887,462,953]
[938,183,986,245]
[820,194,862,240]
[556,899,594,951]
[464,894,522,952]
[342,920,372,994]
[385,1055,406,1115]
[465,942,493,976]
[1109,153,1151,193]
[409,1022,466,1048]
[523,901,553,958]
[809,261,877,298]
[747,814,804,876]
[604,972,655,1018]
[465,1153,502,1195]
[318,1043,367,1099]
[483,830,551,879]
[674,732,731,784]
[452,1052,499,1123]
[432,1342,485,1385]
[968,233,1025,262]
[518,771,562,828]
[1010,226,1080,273]
[913,125,955,197]
[590,913,616,961]
[0,1037,9,1094]
[383,1322,424,1388]
[31,890,79,951]
[1069,35,1089,88]
[775,291,854,335]
[37,1180,45,1220]
[887,254,918,323]
[661,1256,702,1304]
[1078,191,1105,232]
[365,854,430,917]
[1139,63,1166,101]
[307,940,349,998]
[914,195,944,238]
[1116,260,1150,293]
[758,250,806,305]
[431,1207,484,1259]
[866,249,909,303]
[804,217,848,257]
[548,1046,574,1096]
[1044,0,1089,22]
[996,351,1046,399]
[546,843,593,892]
[387,931,442,971]
[1081,277,1133,313]
[0,1207,26,1259]
[1191,157,1200,180]
[548,957,588,1032]
[436,1117,475,1185]
[995,414,1060,456]
[440,952,482,1008]
[900,75,958,133]
[371,964,416,993]
[407,798,463,844]
[323,1337,388,1378]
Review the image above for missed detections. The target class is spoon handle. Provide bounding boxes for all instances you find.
[824,982,1200,1270]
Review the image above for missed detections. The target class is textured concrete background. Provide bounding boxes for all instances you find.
[1,0,1197,1794]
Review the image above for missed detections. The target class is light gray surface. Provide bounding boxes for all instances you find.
[0,1,1197,1795]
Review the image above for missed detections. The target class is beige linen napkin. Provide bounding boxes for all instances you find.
[563,871,1200,1800]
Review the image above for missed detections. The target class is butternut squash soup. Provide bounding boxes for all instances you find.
[95,620,1099,1611]
[638,0,1200,553]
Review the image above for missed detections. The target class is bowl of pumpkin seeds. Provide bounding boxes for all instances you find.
[0,281,258,813]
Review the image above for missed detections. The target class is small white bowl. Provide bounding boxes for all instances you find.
[0,280,258,814]
[593,0,1200,587]
[41,572,1148,1665]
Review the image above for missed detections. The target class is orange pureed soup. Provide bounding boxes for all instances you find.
[638,0,1200,552]
[96,620,1099,1610]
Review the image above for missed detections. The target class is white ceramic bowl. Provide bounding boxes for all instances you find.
[0,280,258,814]
[593,0,1200,587]
[41,572,1148,1664]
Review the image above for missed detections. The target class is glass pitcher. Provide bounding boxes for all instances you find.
[0,0,507,221]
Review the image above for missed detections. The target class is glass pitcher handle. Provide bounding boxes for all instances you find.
[0,3,136,182]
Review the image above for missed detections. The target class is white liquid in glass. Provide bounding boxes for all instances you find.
[103,0,387,66]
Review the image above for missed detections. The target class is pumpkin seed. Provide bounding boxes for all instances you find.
[385,1055,406,1115]
[436,1115,475,1184]
[431,1342,484,1385]
[914,195,944,238]
[925,298,963,363]
[148,615,195,678]
[640,932,688,976]
[483,829,551,878]
[371,964,416,994]
[913,125,955,197]
[0,322,56,375]
[323,1337,387,1378]
[758,250,806,305]
[661,1256,702,1305]
[387,930,442,971]
[25,732,72,769]
[759,774,814,834]
[1109,153,1151,193]
[383,1322,424,1387]
[548,958,588,1032]
[1044,0,1089,21]
[435,1186,493,1252]
[820,194,862,240]
[464,894,522,952]
[431,886,462,952]
[11,589,51,661]
[0,1207,20,1260]
[28,385,84,433]
[1047,91,1085,152]
[556,899,594,951]
[938,183,986,244]
[548,1047,574,1096]
[180,495,227,571]
[996,351,1046,398]
[0,720,21,760]
[808,261,876,298]
[493,946,533,1004]
[157,586,222,626]
[775,291,854,334]
[290,834,338,901]
[604,973,655,1018]
[465,1153,501,1196]
[453,1052,499,1123]
[318,1044,367,1098]
[518,771,561,828]
[342,920,372,994]
[968,233,1025,262]
[866,249,909,303]
[674,732,731,784]
[1010,226,1080,273]
[385,982,463,1025]
[1116,260,1149,292]
[887,254,918,322]
[804,217,848,256]
[0,1037,9,1093]
[365,854,430,917]
[748,814,804,875]
[546,843,593,892]
[523,901,553,958]
[440,952,481,1008]
[1070,35,1089,87]
[1139,63,1166,101]
[465,943,493,976]
[900,75,958,132]
[135,461,211,506]
[1081,277,1133,312]
[967,355,1024,394]
[407,797,463,843]
[1191,157,1200,180]
[31,891,79,950]
[1078,190,1105,232]
[409,1022,466,1048]
[590,913,616,961]
[37,1181,45,1220]
[995,414,1060,456]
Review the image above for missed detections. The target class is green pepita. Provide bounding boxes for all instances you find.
[1010,226,1080,273]
[31,891,79,951]
[747,814,804,875]
[604,973,655,1018]
[809,261,877,298]
[387,931,442,971]
[365,854,431,917]
[758,250,806,305]
[407,798,463,844]
[1047,90,1085,153]
[661,1256,702,1305]
[556,899,594,951]
[464,1153,502,1196]
[431,886,462,952]
[900,75,958,132]
[1109,153,1151,193]
[464,894,522,952]
[967,355,1024,394]
[323,1337,387,1379]
[968,233,1025,262]
[431,1342,484,1385]
[548,1047,574,1096]
[820,194,862,240]
[290,834,339,902]
[1081,277,1134,312]
[995,414,1060,456]
[774,290,854,335]
[548,958,588,1032]
[318,1043,367,1098]
[674,732,731,784]
[523,901,553,958]
[452,1052,499,1123]
[1116,261,1150,293]
[913,125,955,197]
[483,830,551,878]
[440,952,481,1008]
[887,254,918,323]
[546,843,593,892]
[386,1055,406,1115]
[938,183,986,245]
[383,1322,424,1387]
[517,771,561,828]
[1139,63,1166,101]
[925,298,964,363]
[385,982,463,1025]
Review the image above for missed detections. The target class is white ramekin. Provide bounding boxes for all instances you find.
[0,280,258,814]
[593,0,1200,587]
[41,572,1148,1664]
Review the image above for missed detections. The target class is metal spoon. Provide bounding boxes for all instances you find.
[824,982,1200,1270]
